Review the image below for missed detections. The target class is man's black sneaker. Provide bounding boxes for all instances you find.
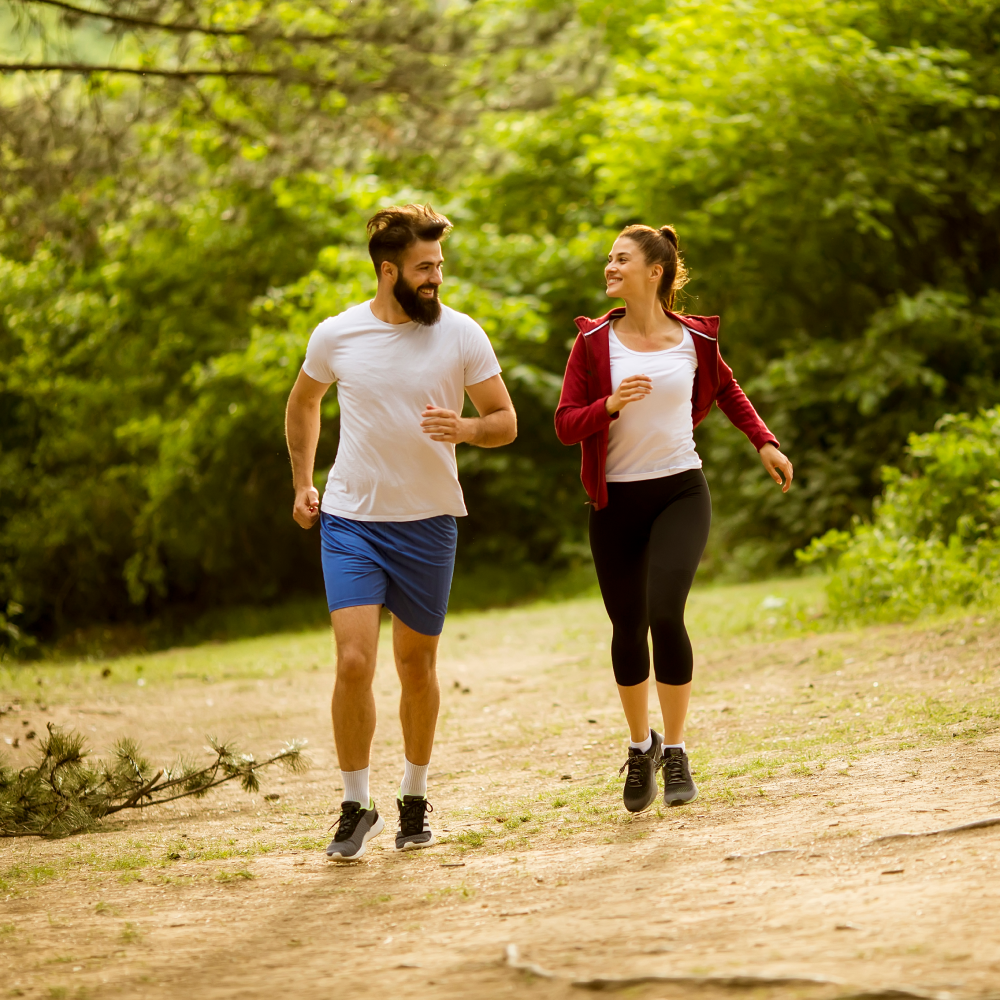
[326,800,385,861]
[619,730,663,813]
[661,747,698,806]
[395,794,436,851]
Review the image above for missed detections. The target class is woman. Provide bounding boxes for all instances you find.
[555,225,793,812]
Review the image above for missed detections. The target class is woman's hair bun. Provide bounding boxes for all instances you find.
[616,222,688,309]
[659,225,679,248]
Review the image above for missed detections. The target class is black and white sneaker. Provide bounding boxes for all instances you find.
[619,730,664,813]
[326,800,385,861]
[660,747,698,806]
[395,795,436,851]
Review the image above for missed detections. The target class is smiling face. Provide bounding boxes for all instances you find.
[605,236,663,301]
[383,238,444,324]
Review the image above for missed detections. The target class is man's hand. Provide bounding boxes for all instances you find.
[421,405,473,444]
[293,484,321,529]
[606,374,652,415]
[420,377,516,448]
[286,369,331,529]
[759,443,794,493]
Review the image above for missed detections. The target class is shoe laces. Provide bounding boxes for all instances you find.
[660,752,687,786]
[330,801,364,841]
[619,749,651,789]
[398,797,433,836]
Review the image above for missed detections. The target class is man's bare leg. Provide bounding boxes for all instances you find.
[330,604,382,771]
[393,615,441,767]
[391,614,441,849]
[326,604,387,860]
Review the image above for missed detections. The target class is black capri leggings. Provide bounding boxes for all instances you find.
[589,469,712,687]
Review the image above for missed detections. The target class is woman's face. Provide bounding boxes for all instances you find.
[605,237,661,300]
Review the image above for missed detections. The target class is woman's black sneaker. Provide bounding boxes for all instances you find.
[660,747,698,806]
[326,800,385,861]
[619,730,663,812]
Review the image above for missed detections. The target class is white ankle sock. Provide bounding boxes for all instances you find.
[342,767,370,806]
[663,742,686,752]
[400,758,429,798]
[629,732,653,754]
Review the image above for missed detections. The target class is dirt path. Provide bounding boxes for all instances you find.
[3,585,1000,999]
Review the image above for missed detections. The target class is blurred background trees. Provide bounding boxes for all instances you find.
[2,0,999,651]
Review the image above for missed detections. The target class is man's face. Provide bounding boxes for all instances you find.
[390,239,444,325]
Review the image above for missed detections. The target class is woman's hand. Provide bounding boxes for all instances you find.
[606,374,652,415]
[759,443,794,493]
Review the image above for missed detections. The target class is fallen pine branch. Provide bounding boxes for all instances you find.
[870,816,1000,844]
[0,723,308,838]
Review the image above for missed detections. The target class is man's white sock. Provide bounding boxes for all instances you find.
[629,732,653,754]
[342,767,370,806]
[400,758,429,799]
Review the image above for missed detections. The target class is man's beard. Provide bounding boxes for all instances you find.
[393,273,441,325]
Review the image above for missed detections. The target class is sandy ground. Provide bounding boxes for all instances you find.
[2,585,1000,999]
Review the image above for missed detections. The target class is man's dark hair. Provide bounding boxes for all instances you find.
[367,204,452,277]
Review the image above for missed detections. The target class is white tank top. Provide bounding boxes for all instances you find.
[605,323,702,482]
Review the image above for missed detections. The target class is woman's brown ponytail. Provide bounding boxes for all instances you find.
[618,223,688,309]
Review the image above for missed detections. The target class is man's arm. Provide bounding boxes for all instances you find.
[285,369,333,528]
[420,373,516,448]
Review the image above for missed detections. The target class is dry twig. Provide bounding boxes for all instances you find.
[504,945,948,998]
[871,816,1000,843]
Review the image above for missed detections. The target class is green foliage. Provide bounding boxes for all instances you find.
[3,0,1000,646]
[798,409,1000,621]
[473,0,1000,578]
[0,723,308,837]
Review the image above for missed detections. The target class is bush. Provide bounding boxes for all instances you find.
[798,410,1000,621]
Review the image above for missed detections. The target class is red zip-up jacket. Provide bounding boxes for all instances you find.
[554,307,778,510]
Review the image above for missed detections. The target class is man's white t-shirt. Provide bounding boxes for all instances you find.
[605,323,702,482]
[302,301,502,521]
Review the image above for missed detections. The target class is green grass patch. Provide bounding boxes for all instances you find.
[120,922,142,943]
[0,861,58,892]
[216,869,255,883]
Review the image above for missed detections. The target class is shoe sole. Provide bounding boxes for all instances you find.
[624,789,658,813]
[326,814,385,861]
[664,787,699,807]
[394,832,437,852]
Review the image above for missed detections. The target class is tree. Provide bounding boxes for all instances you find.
[468,0,1000,576]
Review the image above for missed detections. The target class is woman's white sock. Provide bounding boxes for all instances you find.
[341,767,370,806]
[629,732,653,753]
[400,758,429,798]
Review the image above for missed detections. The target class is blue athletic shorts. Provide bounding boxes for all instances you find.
[319,513,458,637]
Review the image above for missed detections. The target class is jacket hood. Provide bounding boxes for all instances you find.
[574,308,719,339]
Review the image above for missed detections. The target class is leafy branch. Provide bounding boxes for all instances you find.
[16,0,348,41]
[0,723,308,838]
[0,62,346,82]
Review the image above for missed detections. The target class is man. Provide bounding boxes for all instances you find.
[285,204,517,861]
